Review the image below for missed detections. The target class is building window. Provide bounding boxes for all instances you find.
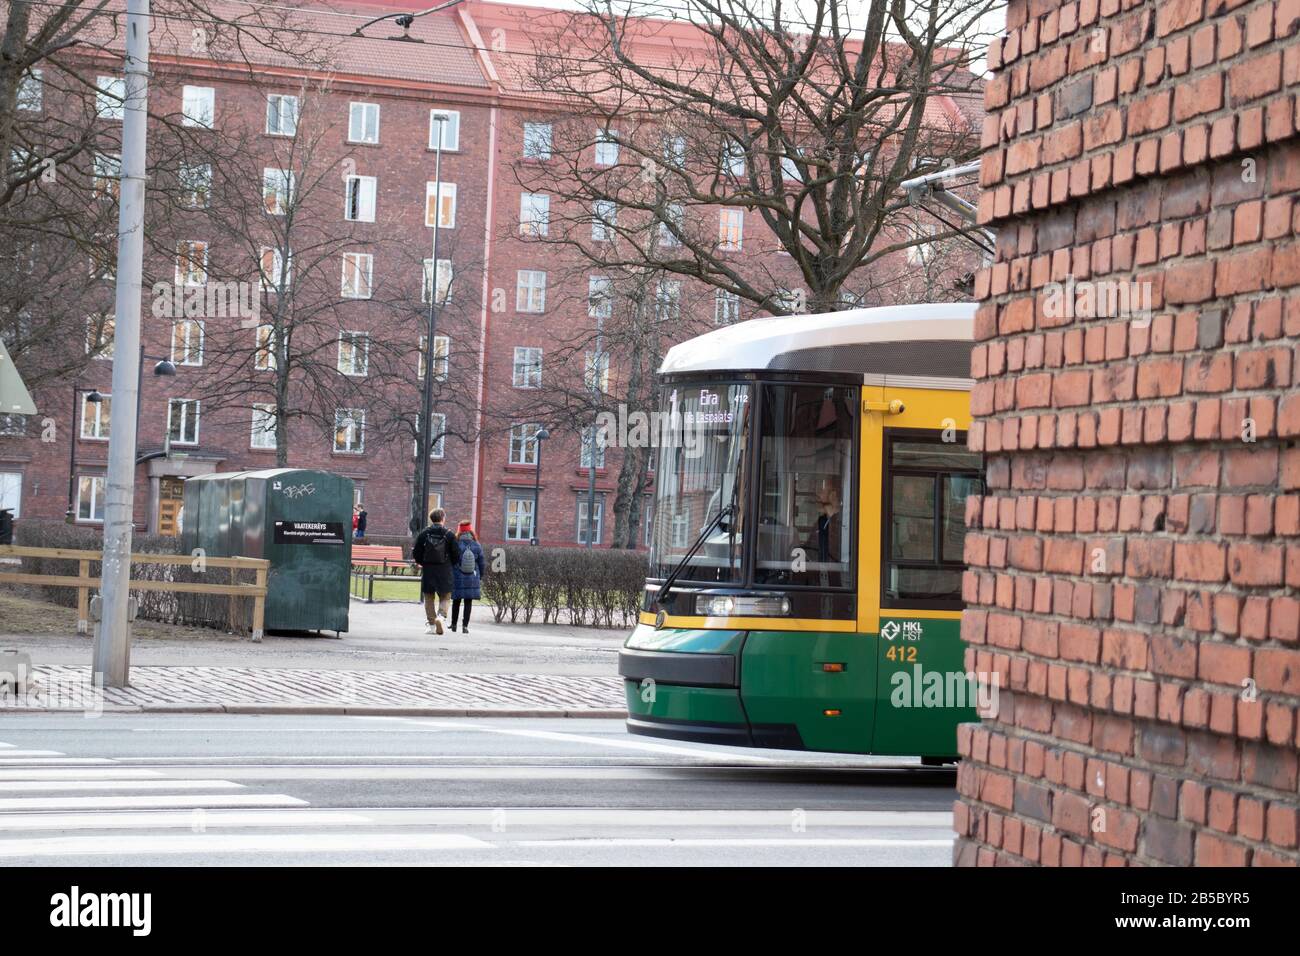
[512,347,542,388]
[522,121,552,159]
[425,182,457,228]
[251,403,277,449]
[659,203,684,247]
[504,492,535,541]
[576,494,604,545]
[721,138,746,178]
[508,423,543,465]
[340,253,373,299]
[591,200,617,241]
[883,432,984,610]
[415,412,447,459]
[715,288,740,325]
[516,270,546,313]
[171,319,203,365]
[167,399,200,446]
[259,247,291,292]
[519,192,550,236]
[422,259,453,305]
[671,511,689,548]
[349,102,380,143]
[0,471,22,517]
[266,94,299,136]
[644,500,654,548]
[719,208,744,250]
[428,109,460,150]
[418,334,449,382]
[662,134,687,168]
[333,408,365,453]
[17,69,42,112]
[93,153,121,200]
[179,163,211,209]
[338,331,370,376]
[907,222,938,265]
[254,325,278,370]
[182,85,214,128]
[584,351,609,393]
[86,314,114,359]
[77,476,106,522]
[782,150,803,182]
[344,175,376,222]
[0,416,27,438]
[580,425,606,469]
[81,394,111,439]
[588,276,612,319]
[263,168,294,215]
[594,128,619,165]
[655,279,681,322]
[96,76,124,120]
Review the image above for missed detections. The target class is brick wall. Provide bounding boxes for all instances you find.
[958,0,1300,866]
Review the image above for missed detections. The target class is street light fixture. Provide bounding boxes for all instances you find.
[65,387,104,523]
[414,110,449,533]
[530,427,549,546]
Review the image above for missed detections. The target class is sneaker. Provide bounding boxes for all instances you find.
[449,623,458,632]
[425,624,436,635]
[434,616,445,635]
[462,626,469,634]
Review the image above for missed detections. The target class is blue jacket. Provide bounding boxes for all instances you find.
[451,534,485,599]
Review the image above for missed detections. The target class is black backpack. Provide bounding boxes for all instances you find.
[420,527,449,566]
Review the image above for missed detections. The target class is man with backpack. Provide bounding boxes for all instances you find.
[412,508,460,635]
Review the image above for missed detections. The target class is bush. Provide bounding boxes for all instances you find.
[13,520,260,633]
[479,546,647,629]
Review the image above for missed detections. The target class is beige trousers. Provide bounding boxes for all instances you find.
[423,592,451,624]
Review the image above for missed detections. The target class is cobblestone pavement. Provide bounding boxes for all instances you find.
[3,664,626,716]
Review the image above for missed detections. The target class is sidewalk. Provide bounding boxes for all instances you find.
[3,664,627,717]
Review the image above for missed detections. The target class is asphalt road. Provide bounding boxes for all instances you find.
[0,714,957,866]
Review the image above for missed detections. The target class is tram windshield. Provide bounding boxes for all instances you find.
[649,383,751,584]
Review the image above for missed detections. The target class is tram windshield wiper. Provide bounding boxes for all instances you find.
[653,503,734,613]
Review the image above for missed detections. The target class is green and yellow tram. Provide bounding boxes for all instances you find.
[622,303,984,759]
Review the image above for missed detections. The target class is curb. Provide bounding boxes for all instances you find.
[3,704,627,718]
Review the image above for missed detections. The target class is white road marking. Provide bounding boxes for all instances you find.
[0,750,66,757]
[515,838,954,848]
[0,810,373,831]
[0,793,307,811]
[0,758,114,765]
[0,832,492,857]
[410,720,778,762]
[0,768,165,780]
[0,780,245,793]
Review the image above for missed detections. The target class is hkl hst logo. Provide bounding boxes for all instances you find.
[880,620,923,641]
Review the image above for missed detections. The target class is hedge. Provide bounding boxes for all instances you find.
[478,546,646,628]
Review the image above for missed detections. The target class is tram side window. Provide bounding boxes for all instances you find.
[883,435,983,609]
[754,384,857,589]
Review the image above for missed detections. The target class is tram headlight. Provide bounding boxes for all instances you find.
[696,595,791,617]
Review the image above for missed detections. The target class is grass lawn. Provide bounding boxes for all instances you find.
[350,577,422,602]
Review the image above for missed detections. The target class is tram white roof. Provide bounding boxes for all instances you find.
[660,302,976,378]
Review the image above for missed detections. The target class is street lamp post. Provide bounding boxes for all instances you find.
[65,387,104,523]
[530,427,549,546]
[414,111,448,534]
[135,345,176,444]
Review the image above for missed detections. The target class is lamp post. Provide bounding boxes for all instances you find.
[65,387,104,523]
[135,345,176,447]
[414,110,448,534]
[530,427,549,546]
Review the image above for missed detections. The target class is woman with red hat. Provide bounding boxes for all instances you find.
[450,520,485,633]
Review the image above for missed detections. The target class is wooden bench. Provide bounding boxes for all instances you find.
[350,545,406,572]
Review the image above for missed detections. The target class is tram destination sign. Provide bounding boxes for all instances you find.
[273,521,346,545]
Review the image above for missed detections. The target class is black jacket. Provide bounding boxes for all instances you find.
[413,523,460,595]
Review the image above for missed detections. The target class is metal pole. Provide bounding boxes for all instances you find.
[416,117,445,534]
[65,388,79,520]
[531,433,544,546]
[586,318,603,548]
[93,0,150,689]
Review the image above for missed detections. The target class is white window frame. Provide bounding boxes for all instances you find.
[259,247,290,292]
[522,122,552,160]
[508,423,543,466]
[96,76,124,120]
[251,403,277,450]
[17,69,42,112]
[594,128,619,166]
[519,192,550,236]
[588,276,612,319]
[515,270,546,313]
[425,182,457,228]
[655,279,681,322]
[662,134,687,168]
[170,319,204,366]
[719,208,744,251]
[254,325,278,371]
[0,471,22,518]
[93,153,121,200]
[179,163,212,209]
[349,101,380,144]
[167,398,200,446]
[182,85,214,128]
[266,94,299,136]
[337,331,370,376]
[86,314,114,359]
[721,138,746,178]
[580,425,606,470]
[422,259,453,305]
[333,408,366,454]
[175,241,208,287]
[576,495,605,545]
[81,394,111,440]
[584,351,610,394]
[76,476,106,522]
[344,175,377,222]
[415,412,447,459]
[419,334,450,382]
[512,347,542,389]
[659,204,684,247]
[340,253,373,300]
[428,109,460,151]
[504,493,535,541]
[715,288,740,325]
[592,200,617,241]
[263,167,294,216]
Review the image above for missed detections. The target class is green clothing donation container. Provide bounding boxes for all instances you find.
[181,468,353,634]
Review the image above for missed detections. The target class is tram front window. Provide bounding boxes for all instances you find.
[649,383,751,584]
[755,384,857,588]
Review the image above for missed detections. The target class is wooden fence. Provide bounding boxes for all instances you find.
[0,545,270,641]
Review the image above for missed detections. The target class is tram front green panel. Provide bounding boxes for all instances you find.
[740,631,877,753]
[872,615,977,757]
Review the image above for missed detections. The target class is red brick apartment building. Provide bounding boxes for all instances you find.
[0,0,981,547]
[957,0,1300,865]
